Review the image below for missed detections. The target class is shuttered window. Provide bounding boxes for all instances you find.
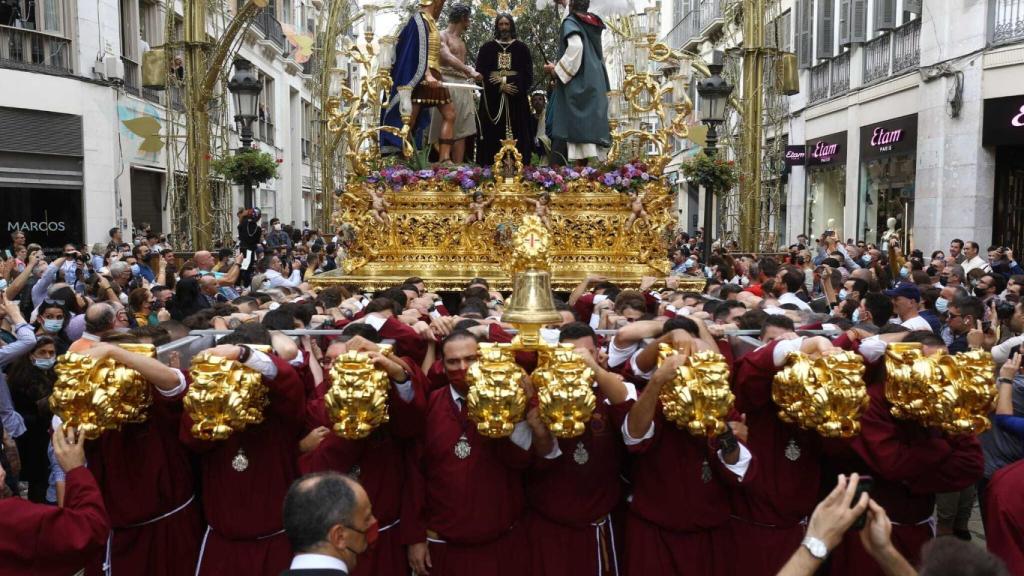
[816,0,835,60]
[796,0,814,68]
[874,0,896,31]
[840,0,867,45]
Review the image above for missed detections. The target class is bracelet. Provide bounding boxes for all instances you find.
[237,344,253,364]
[997,377,1014,385]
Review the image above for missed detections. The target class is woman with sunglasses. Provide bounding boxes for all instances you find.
[6,336,57,503]
[128,287,157,327]
[34,300,70,355]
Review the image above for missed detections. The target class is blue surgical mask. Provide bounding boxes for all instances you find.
[900,268,910,278]
[0,279,6,291]
[935,297,949,314]
[838,289,848,300]
[862,255,872,265]
[42,319,63,333]
[33,357,56,370]
[852,308,862,323]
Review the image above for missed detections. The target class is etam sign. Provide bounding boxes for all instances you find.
[860,114,917,158]
[805,131,847,166]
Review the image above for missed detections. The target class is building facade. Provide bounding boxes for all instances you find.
[0,0,340,250]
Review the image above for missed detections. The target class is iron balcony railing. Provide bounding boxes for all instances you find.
[863,18,920,85]
[253,8,286,50]
[830,50,850,95]
[991,0,1024,45]
[0,25,72,74]
[809,60,830,103]
[863,30,893,83]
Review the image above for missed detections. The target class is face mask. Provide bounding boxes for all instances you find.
[540,328,561,346]
[862,255,872,265]
[852,308,862,323]
[0,279,7,291]
[935,297,949,314]
[974,286,988,298]
[33,357,56,370]
[131,264,140,275]
[42,319,63,333]
[838,289,848,300]
[447,369,469,394]
[345,519,379,556]
[899,268,910,278]
[273,224,282,231]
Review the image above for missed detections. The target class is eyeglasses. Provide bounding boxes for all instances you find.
[44,298,66,306]
[946,313,962,320]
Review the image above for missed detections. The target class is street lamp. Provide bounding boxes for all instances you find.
[228,57,263,209]
[695,50,733,258]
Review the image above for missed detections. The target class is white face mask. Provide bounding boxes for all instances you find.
[273,223,282,231]
[838,289,848,300]
[540,328,561,346]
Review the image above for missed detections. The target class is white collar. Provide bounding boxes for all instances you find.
[289,553,349,572]
[449,384,465,405]
[364,313,388,331]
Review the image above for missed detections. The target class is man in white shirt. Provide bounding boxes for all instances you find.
[281,472,377,576]
[776,266,812,312]
[960,241,991,276]
[263,255,303,289]
[885,282,932,332]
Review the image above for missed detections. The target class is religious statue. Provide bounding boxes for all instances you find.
[530,90,550,158]
[525,193,552,228]
[624,190,650,231]
[545,0,611,165]
[428,3,480,163]
[381,0,458,162]
[475,13,534,166]
[464,191,494,225]
[368,188,391,227]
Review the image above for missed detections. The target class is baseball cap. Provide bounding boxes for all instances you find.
[884,282,921,301]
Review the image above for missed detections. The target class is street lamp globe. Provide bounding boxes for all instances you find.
[696,51,732,125]
[228,57,262,125]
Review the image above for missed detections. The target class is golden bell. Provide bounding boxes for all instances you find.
[324,346,392,439]
[466,344,527,438]
[185,354,269,441]
[502,269,562,349]
[776,52,800,96]
[532,345,596,438]
[658,344,734,436]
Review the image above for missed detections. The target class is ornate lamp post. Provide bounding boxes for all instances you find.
[695,51,732,257]
[227,57,263,209]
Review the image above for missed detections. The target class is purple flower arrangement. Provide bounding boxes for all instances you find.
[362,162,657,194]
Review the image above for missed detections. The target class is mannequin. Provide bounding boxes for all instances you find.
[880,217,899,253]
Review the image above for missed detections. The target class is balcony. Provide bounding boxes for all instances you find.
[698,0,725,36]
[672,0,725,51]
[863,18,920,85]
[0,25,72,75]
[990,0,1024,46]
[253,8,287,51]
[807,50,851,105]
[830,51,850,94]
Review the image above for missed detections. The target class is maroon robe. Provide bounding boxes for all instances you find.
[823,335,983,574]
[526,393,624,576]
[84,375,202,576]
[730,339,822,576]
[0,467,110,576]
[573,292,599,324]
[618,399,746,576]
[300,358,427,576]
[402,385,532,576]
[379,316,428,366]
[180,355,305,576]
[986,459,1024,573]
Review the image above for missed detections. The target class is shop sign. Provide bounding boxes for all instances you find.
[805,131,847,166]
[784,145,807,166]
[983,96,1024,147]
[1,188,83,252]
[860,114,917,158]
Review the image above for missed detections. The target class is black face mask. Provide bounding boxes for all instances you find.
[152,300,164,310]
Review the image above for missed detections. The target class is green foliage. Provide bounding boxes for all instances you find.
[680,153,738,193]
[444,0,562,92]
[211,149,279,186]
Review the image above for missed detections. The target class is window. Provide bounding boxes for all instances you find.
[256,73,275,145]
[302,101,312,160]
[768,10,792,51]
[795,0,814,68]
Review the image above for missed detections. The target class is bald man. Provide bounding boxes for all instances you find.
[69,303,119,352]
[194,251,239,287]
[282,473,377,576]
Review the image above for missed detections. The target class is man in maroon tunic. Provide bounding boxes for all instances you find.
[79,341,202,576]
[525,322,630,576]
[180,326,306,576]
[404,330,536,576]
[729,316,836,576]
[622,332,751,576]
[0,424,110,576]
[301,334,427,576]
[827,331,984,574]
[986,458,1024,573]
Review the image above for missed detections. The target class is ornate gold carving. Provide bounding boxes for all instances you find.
[466,343,528,438]
[532,346,597,438]
[184,354,269,441]
[50,344,157,439]
[884,343,995,435]
[324,346,392,439]
[773,351,868,438]
[656,344,734,436]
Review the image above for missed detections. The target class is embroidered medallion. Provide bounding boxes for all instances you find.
[785,438,801,462]
[454,433,472,459]
[232,448,249,472]
[573,441,590,465]
[701,459,712,483]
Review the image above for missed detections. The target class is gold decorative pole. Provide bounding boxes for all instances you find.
[182,0,263,249]
[738,0,765,252]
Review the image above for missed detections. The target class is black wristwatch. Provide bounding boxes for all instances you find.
[237,344,253,364]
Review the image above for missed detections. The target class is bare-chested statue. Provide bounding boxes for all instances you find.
[429,3,481,163]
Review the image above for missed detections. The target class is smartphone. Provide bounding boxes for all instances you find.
[851,475,874,530]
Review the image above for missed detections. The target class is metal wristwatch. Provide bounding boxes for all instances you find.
[801,536,828,560]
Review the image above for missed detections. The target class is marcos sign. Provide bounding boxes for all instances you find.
[1,187,83,251]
